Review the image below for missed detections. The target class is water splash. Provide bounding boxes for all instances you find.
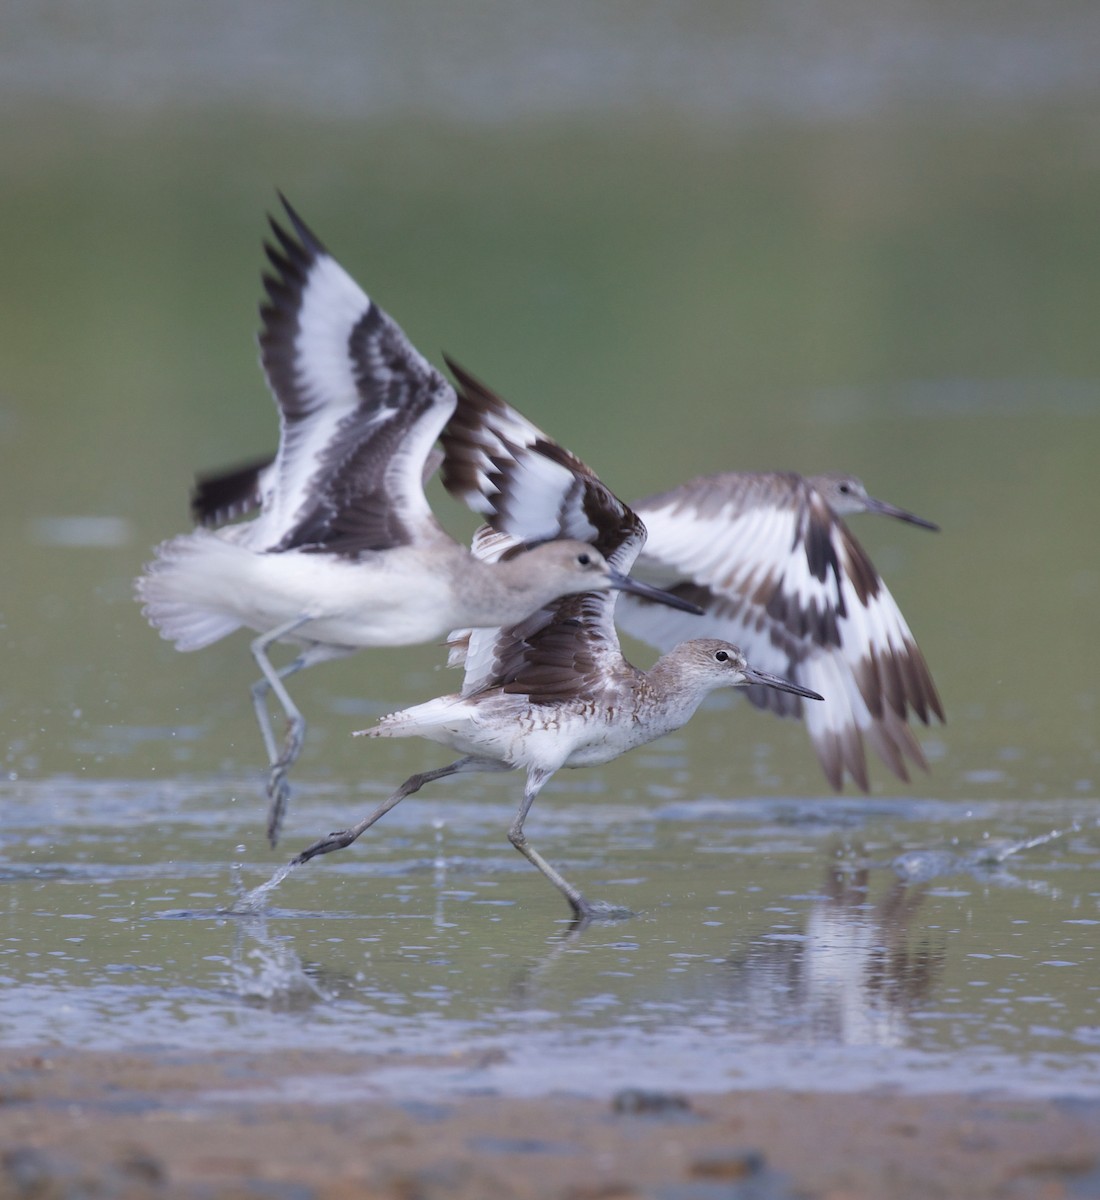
[226,914,327,1008]
[891,824,1074,886]
[969,825,1074,865]
[230,859,301,914]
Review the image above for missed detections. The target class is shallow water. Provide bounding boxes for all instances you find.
[2,2,1099,1106]
[3,775,1097,1099]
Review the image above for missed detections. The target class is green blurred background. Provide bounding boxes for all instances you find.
[2,1,1098,805]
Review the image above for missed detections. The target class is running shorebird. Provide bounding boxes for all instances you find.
[135,199,698,847]
[617,471,944,791]
[290,362,822,922]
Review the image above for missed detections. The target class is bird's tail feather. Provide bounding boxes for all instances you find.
[134,531,245,651]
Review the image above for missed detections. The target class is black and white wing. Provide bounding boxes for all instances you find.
[250,196,456,555]
[440,357,642,563]
[190,444,446,530]
[618,472,943,790]
[191,454,274,527]
[440,359,646,702]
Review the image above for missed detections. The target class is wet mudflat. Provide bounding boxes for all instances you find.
[1,1045,1099,1200]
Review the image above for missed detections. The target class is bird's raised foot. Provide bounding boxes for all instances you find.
[291,828,359,866]
[263,718,306,845]
[265,766,292,848]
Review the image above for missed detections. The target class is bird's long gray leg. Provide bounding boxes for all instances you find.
[507,768,592,919]
[508,770,635,925]
[249,616,315,846]
[256,653,310,847]
[251,655,307,763]
[291,756,502,865]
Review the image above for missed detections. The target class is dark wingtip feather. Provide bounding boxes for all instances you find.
[442,355,508,425]
[191,454,273,526]
[442,353,475,390]
[867,708,926,784]
[275,192,328,256]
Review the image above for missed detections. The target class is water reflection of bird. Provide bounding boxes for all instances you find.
[134,199,695,847]
[727,859,945,1047]
[732,828,1066,1044]
[290,364,822,922]
[618,471,944,790]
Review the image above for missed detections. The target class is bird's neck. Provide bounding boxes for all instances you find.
[455,554,557,628]
[639,654,716,735]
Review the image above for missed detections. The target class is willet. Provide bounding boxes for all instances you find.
[617,471,944,790]
[290,363,822,922]
[135,198,699,847]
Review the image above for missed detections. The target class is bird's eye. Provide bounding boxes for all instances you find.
[577,552,591,566]
[838,483,850,494]
[715,650,729,662]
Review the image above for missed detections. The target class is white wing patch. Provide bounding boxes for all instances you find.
[258,251,375,545]
[295,254,374,415]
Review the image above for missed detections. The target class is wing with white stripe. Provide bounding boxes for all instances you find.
[253,197,455,554]
[440,357,643,573]
[191,454,274,527]
[440,360,645,701]
[619,472,942,790]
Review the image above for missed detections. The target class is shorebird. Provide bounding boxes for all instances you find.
[617,471,944,791]
[135,198,699,847]
[290,362,822,921]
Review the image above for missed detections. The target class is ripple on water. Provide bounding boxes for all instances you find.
[1,781,1098,1099]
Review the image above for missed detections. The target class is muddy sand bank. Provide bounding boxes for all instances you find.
[0,1047,1096,1198]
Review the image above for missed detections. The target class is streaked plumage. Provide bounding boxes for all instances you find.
[291,365,821,921]
[135,199,697,847]
[618,471,943,791]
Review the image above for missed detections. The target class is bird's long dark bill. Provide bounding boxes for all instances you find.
[607,571,704,615]
[866,497,940,531]
[743,666,824,701]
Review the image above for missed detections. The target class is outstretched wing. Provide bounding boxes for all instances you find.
[250,196,455,555]
[191,454,274,527]
[618,471,943,790]
[440,357,643,573]
[440,360,645,701]
[190,445,446,530]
